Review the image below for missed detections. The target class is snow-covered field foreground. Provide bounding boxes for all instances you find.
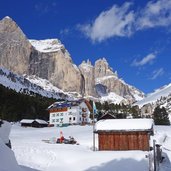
[9,125,171,171]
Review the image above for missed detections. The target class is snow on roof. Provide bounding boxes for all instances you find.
[34,119,48,124]
[20,119,48,124]
[20,119,34,124]
[95,119,153,132]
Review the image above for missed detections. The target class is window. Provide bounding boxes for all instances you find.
[52,114,55,117]
[69,117,72,121]
[73,117,75,121]
[56,113,59,117]
[52,119,55,123]
[60,113,63,116]
[80,117,81,121]
[56,119,59,122]
[60,118,63,121]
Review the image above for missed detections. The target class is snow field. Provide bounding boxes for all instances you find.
[10,125,149,171]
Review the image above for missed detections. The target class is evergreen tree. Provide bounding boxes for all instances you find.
[153,106,170,125]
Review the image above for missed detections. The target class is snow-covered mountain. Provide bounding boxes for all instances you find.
[134,83,171,117]
[0,67,69,99]
[29,39,64,53]
[135,83,171,107]
[0,16,145,104]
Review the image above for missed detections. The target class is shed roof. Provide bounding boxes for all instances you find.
[95,119,153,132]
[20,119,34,124]
[20,119,48,124]
[34,119,48,124]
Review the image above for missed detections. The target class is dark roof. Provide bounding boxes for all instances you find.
[48,99,86,110]
[99,113,115,120]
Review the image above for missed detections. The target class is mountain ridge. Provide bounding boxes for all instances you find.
[0,16,144,104]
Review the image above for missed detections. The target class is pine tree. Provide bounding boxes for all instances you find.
[153,106,170,125]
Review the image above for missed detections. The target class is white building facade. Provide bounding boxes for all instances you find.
[48,100,91,127]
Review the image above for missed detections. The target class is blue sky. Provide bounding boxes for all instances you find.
[1,0,171,94]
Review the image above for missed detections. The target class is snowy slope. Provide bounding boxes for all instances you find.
[29,39,64,53]
[0,67,68,99]
[96,75,144,104]
[135,83,171,107]
[100,92,125,104]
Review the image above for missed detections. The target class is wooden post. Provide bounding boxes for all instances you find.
[93,111,95,151]
[153,140,156,171]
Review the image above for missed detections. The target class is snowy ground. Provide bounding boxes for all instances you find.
[9,124,171,171]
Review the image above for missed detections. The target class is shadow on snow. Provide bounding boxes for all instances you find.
[85,158,148,171]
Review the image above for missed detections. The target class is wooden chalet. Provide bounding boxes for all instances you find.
[32,119,48,128]
[20,119,48,128]
[95,119,154,151]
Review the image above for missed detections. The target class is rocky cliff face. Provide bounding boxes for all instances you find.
[0,16,144,103]
[29,40,84,94]
[0,16,32,74]
[80,58,144,103]
[79,60,96,97]
[0,17,84,95]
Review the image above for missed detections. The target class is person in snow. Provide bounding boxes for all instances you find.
[60,131,64,143]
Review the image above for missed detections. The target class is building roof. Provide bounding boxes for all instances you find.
[48,99,90,110]
[20,119,48,124]
[95,119,153,132]
[99,113,115,120]
[34,119,48,124]
[20,119,34,124]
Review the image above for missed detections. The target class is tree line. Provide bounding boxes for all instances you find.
[90,100,170,125]
[0,84,170,125]
[0,84,56,122]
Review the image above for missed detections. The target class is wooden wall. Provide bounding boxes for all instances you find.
[98,131,150,151]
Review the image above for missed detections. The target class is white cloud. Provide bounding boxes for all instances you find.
[137,0,171,29]
[132,53,156,66]
[150,68,164,80]
[78,2,135,42]
[78,0,171,42]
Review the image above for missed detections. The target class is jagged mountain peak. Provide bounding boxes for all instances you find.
[0,16,144,104]
[0,16,22,33]
[79,58,144,104]
[1,16,14,23]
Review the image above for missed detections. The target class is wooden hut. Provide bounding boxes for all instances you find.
[20,119,48,128]
[32,119,48,128]
[20,119,34,127]
[95,119,153,151]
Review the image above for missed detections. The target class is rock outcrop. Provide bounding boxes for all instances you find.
[0,16,32,74]
[0,17,84,94]
[79,60,96,97]
[79,58,144,103]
